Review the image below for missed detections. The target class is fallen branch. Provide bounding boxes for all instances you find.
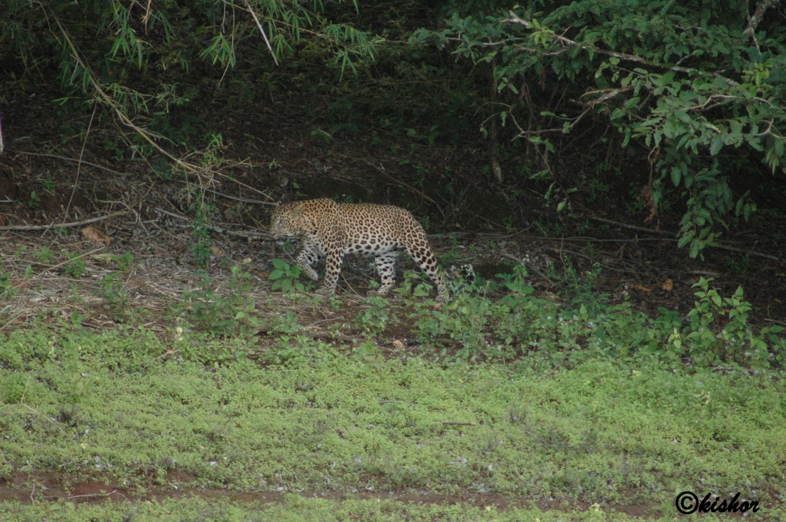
[0,211,128,231]
[588,215,670,236]
[588,216,779,260]
[154,208,271,240]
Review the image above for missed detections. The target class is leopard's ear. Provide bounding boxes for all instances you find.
[289,202,306,219]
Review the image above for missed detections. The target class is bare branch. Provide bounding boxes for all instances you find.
[242,0,280,66]
[744,0,780,36]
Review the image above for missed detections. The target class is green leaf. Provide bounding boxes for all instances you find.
[271,259,289,270]
[674,111,692,124]
[671,167,682,187]
[709,136,723,156]
[729,119,743,136]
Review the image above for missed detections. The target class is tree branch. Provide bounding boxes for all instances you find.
[503,11,741,88]
[744,0,780,36]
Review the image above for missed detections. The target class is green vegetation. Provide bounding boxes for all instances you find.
[179,267,261,337]
[1,0,784,515]
[268,259,308,294]
[420,0,786,257]
[3,1,784,258]
[1,269,784,519]
[0,496,680,522]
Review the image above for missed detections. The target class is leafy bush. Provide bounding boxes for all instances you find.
[668,277,782,368]
[179,268,260,337]
[417,0,785,256]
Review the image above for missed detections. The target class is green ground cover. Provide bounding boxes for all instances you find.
[0,496,667,522]
[1,308,784,520]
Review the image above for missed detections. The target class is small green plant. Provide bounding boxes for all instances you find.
[34,247,56,264]
[28,190,41,209]
[496,265,535,306]
[97,273,130,317]
[189,202,216,268]
[152,158,174,181]
[392,271,432,299]
[687,278,747,334]
[112,252,134,271]
[179,269,259,337]
[549,259,607,313]
[0,272,16,298]
[203,133,225,164]
[440,236,463,266]
[586,178,610,203]
[411,293,500,361]
[311,128,334,143]
[501,216,516,234]
[64,254,87,278]
[269,259,306,293]
[723,254,751,274]
[355,295,394,336]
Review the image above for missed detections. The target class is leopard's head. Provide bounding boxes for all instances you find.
[270,201,313,238]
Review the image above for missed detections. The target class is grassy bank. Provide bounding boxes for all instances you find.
[1,313,784,519]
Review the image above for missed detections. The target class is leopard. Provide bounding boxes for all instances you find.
[270,198,449,301]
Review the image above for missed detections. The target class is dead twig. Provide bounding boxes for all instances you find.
[715,242,779,261]
[65,104,98,222]
[0,211,128,231]
[241,0,279,66]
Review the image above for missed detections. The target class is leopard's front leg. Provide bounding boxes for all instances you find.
[296,240,322,281]
[316,249,344,296]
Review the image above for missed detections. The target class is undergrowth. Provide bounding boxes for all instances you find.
[1,263,784,519]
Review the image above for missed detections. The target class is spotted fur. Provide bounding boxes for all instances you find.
[270,199,448,301]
